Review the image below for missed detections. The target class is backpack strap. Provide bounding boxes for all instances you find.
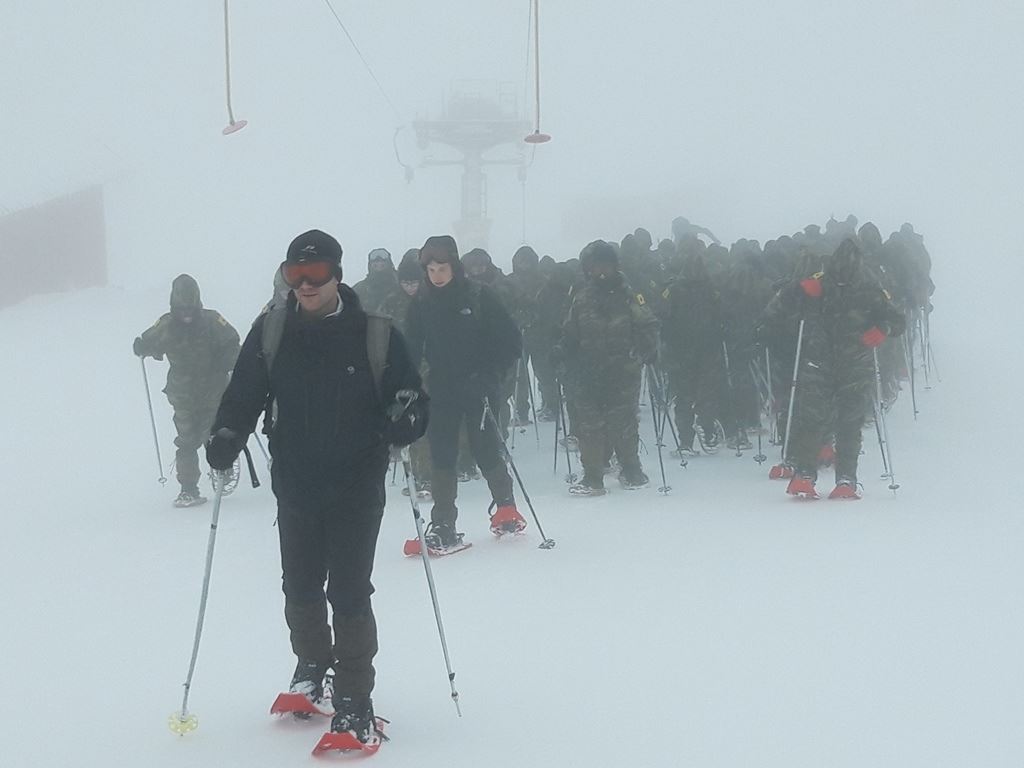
[259,304,288,435]
[260,303,288,375]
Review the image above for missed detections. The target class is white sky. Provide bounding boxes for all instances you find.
[2,0,1022,305]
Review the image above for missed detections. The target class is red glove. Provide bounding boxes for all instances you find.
[800,277,822,297]
[862,326,887,347]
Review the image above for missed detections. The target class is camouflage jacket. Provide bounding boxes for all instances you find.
[661,276,726,367]
[559,275,659,375]
[758,269,906,381]
[353,271,402,314]
[136,310,240,402]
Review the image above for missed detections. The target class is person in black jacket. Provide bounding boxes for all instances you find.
[205,229,427,746]
[404,235,526,550]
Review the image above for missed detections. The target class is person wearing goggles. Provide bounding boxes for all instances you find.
[206,229,427,747]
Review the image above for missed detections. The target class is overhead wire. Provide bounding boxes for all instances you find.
[320,0,405,124]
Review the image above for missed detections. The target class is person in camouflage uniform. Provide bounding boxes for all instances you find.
[555,240,659,495]
[758,239,905,499]
[507,245,546,423]
[352,248,401,313]
[133,274,240,506]
[661,253,728,455]
[532,260,575,422]
[718,254,775,448]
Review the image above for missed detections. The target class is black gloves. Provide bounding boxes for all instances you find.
[384,390,428,447]
[206,427,244,471]
[133,337,163,360]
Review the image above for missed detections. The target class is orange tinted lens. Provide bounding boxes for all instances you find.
[281,261,333,288]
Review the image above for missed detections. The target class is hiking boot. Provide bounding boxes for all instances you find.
[671,445,700,459]
[726,433,752,450]
[289,658,330,700]
[697,421,724,454]
[173,488,207,508]
[618,467,650,490]
[569,475,607,497]
[423,521,463,550]
[330,695,382,745]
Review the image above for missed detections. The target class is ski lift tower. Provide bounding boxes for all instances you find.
[413,81,531,251]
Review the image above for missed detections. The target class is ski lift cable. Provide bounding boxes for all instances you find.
[321,0,405,124]
[222,0,247,134]
[522,0,533,112]
[524,0,550,143]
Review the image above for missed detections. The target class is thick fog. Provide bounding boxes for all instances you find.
[3,0,1023,310]
[4,4,1024,766]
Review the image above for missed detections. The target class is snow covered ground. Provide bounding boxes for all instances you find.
[2,283,1022,767]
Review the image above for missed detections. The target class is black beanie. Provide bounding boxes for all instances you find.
[397,259,421,282]
[419,235,459,265]
[286,229,343,266]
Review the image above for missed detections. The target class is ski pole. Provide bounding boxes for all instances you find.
[871,398,891,481]
[140,358,168,485]
[482,397,555,549]
[241,444,260,488]
[749,361,767,464]
[645,366,671,494]
[526,355,541,448]
[399,444,462,717]
[649,365,686,466]
[902,331,919,420]
[556,380,577,483]
[917,311,931,390]
[764,347,782,445]
[721,341,745,457]
[781,319,806,468]
[873,348,899,493]
[168,470,227,735]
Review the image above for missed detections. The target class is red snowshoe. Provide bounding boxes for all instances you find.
[489,503,527,536]
[786,475,819,499]
[828,481,862,500]
[271,692,333,718]
[769,463,794,480]
[312,717,388,756]
[403,536,472,557]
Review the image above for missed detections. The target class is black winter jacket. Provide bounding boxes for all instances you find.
[212,286,426,506]
[404,276,521,404]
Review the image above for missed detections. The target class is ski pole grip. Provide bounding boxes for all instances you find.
[242,443,260,488]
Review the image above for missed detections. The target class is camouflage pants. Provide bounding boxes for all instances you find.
[575,366,643,480]
[531,344,559,414]
[789,363,873,481]
[171,400,219,492]
[667,363,722,449]
[410,436,432,483]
